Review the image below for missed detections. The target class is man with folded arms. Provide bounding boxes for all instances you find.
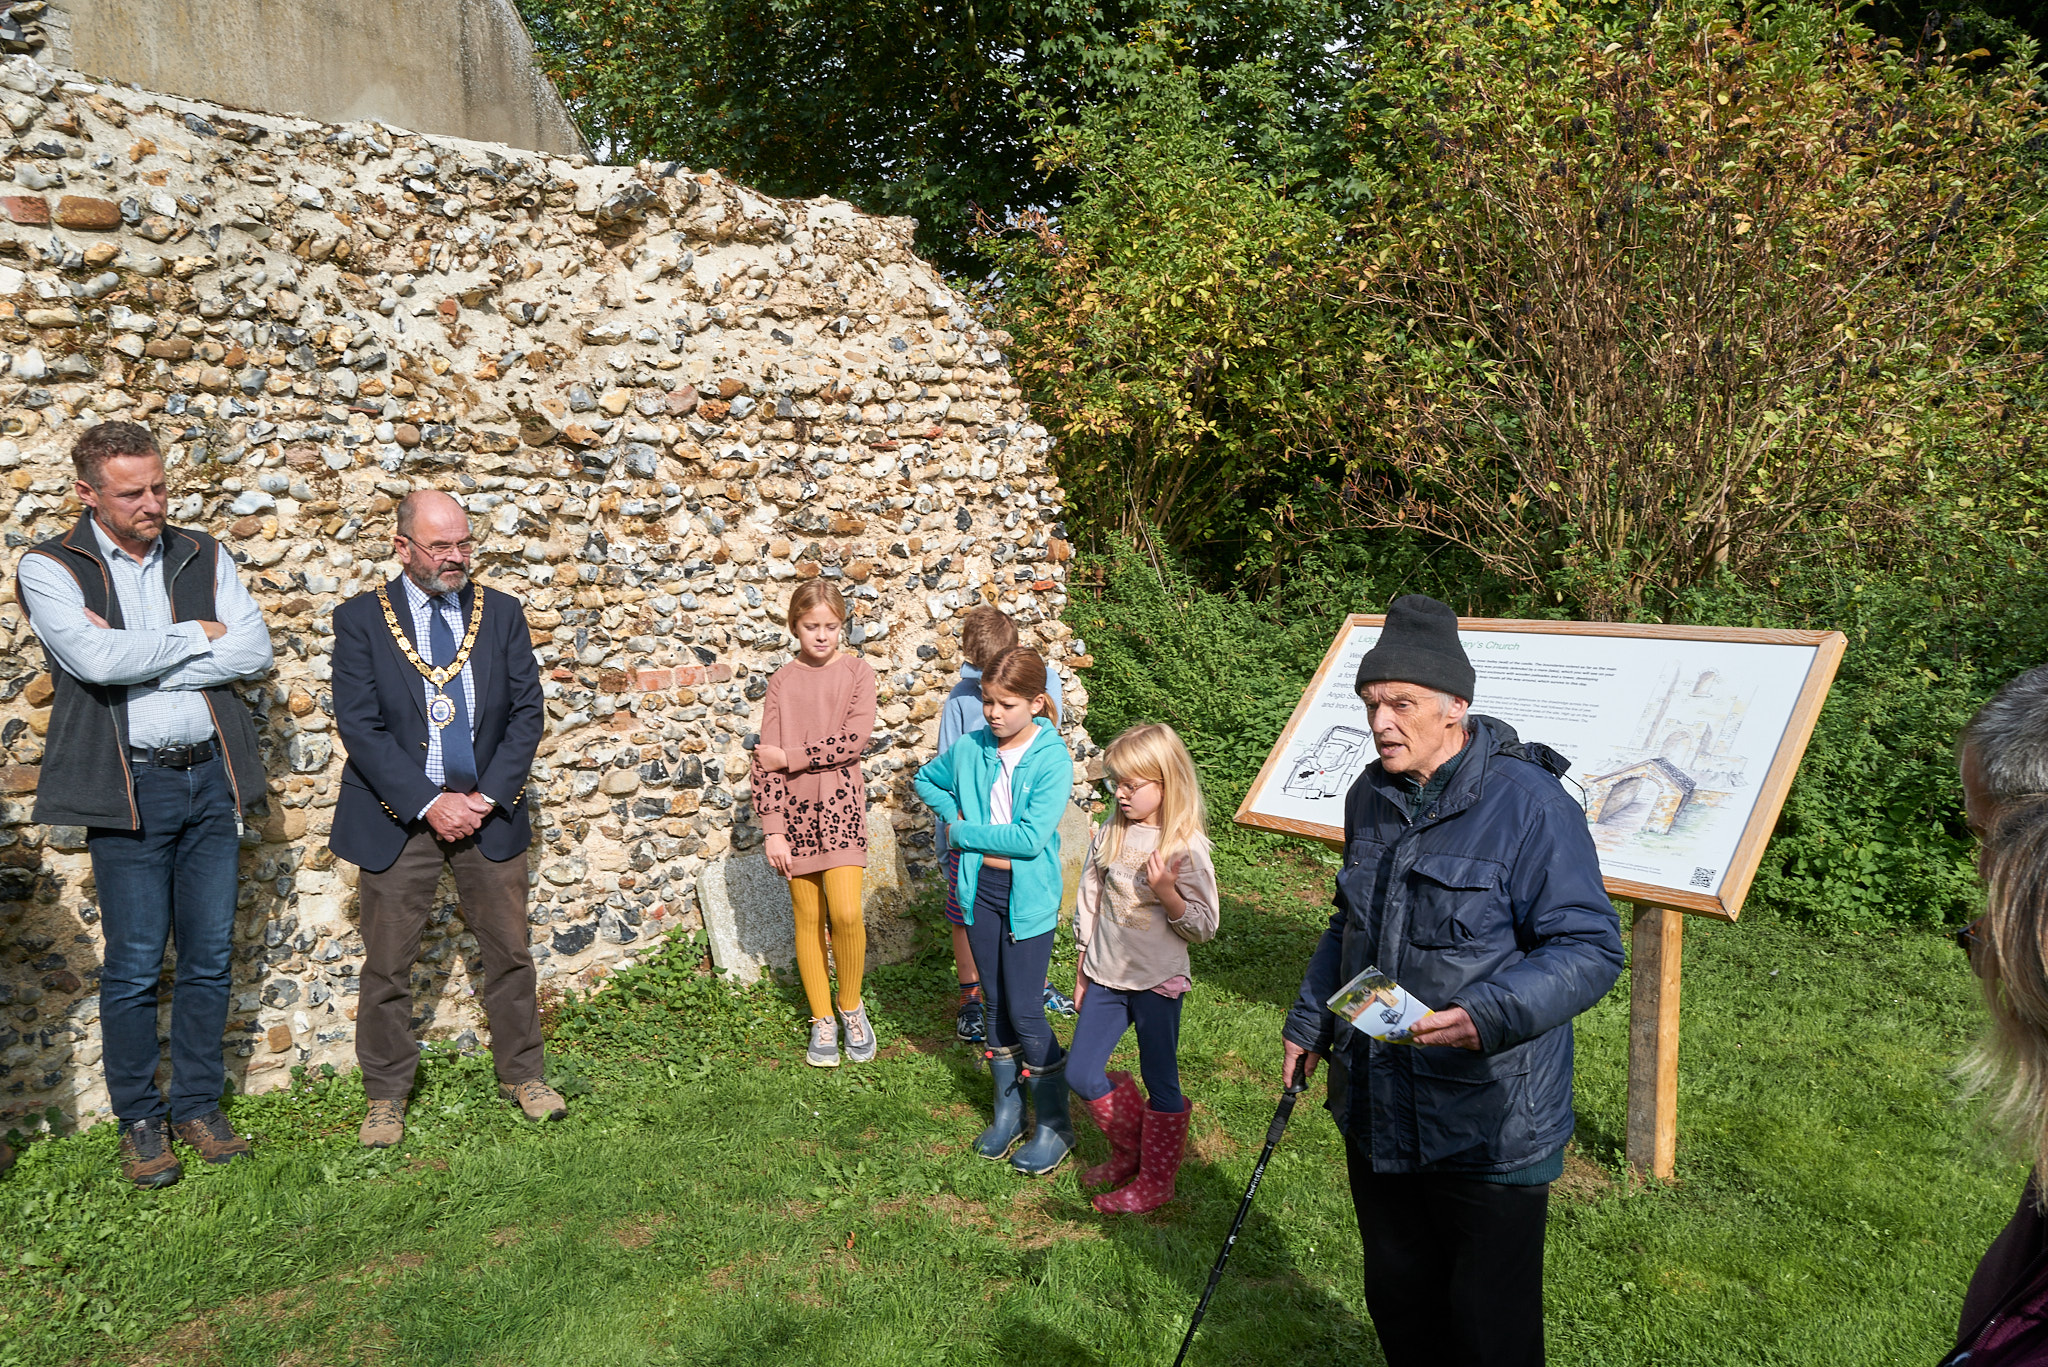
[16,421,273,1187]
[329,489,559,1148]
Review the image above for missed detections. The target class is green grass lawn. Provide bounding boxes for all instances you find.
[0,843,2020,1366]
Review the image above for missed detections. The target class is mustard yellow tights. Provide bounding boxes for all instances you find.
[789,866,865,1019]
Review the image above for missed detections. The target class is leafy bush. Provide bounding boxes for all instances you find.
[1069,532,1482,819]
[1075,534,2048,929]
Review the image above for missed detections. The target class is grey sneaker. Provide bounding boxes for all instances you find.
[806,1016,840,1068]
[840,1003,877,1064]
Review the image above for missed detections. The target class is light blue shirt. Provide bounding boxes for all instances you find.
[16,518,273,747]
[397,573,478,816]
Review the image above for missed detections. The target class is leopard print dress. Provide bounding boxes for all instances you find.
[751,651,877,876]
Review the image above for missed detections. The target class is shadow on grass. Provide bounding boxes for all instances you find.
[1021,1139,1378,1367]
[1187,889,1331,1012]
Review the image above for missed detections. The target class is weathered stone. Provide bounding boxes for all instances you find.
[53,196,121,230]
[0,194,45,224]
[0,55,1087,1130]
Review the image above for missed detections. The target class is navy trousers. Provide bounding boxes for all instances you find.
[964,866,1062,1070]
[1067,983,1185,1112]
[87,754,241,1124]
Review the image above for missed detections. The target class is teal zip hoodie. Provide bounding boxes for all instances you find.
[915,717,1073,939]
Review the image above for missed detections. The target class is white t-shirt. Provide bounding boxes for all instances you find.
[989,727,1040,825]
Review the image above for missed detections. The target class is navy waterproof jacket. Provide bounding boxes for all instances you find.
[1283,714,1623,1174]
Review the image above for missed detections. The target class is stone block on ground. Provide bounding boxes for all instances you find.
[1059,799,1092,925]
[697,849,795,985]
[697,813,919,985]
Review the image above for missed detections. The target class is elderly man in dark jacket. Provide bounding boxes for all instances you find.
[1283,595,1623,1367]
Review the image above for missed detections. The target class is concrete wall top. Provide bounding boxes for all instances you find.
[38,0,588,157]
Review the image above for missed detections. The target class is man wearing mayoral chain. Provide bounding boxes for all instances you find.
[329,489,561,1148]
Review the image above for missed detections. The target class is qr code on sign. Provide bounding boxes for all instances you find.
[1690,867,1717,889]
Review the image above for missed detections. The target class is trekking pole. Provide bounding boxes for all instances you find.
[1171,1055,1310,1367]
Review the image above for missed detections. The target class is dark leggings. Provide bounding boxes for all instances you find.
[1068,984,1185,1112]
[964,866,1063,1070]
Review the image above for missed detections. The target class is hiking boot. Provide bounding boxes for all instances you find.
[359,1098,407,1149]
[840,1003,878,1064]
[975,1046,1026,1159]
[1011,1054,1076,1177]
[172,1110,253,1166]
[1094,1099,1191,1214]
[1079,1072,1145,1190]
[1043,983,1077,1017]
[807,1016,841,1068]
[499,1078,567,1122]
[117,1116,183,1189]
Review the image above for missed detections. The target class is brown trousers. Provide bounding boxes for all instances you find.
[356,828,542,1100]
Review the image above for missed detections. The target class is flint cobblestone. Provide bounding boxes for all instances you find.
[0,53,1095,1129]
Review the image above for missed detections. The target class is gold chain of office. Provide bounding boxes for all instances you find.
[378,583,482,730]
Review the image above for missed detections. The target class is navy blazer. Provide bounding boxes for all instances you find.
[328,578,543,873]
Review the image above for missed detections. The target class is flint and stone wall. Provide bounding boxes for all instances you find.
[0,55,1094,1129]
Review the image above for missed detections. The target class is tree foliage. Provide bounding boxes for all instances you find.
[1320,2,2048,620]
[975,63,1356,560]
[514,0,1367,271]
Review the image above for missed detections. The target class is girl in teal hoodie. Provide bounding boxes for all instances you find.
[914,646,1076,1175]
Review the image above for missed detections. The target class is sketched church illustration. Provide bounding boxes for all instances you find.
[1580,663,1755,837]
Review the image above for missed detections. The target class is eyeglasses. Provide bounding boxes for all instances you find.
[1109,777,1157,797]
[401,537,475,560]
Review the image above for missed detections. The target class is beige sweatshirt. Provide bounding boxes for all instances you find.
[1074,824,1220,993]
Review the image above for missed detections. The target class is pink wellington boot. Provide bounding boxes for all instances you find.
[1079,1071,1145,1189]
[1093,1098,1190,1215]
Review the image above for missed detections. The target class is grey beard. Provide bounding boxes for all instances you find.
[403,561,468,596]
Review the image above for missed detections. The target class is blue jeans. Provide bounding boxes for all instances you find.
[1068,983,1185,1112]
[965,866,1063,1070]
[87,754,241,1123]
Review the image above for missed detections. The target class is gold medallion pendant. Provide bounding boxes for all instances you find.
[379,583,483,729]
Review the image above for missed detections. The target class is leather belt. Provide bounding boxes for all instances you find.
[129,739,218,769]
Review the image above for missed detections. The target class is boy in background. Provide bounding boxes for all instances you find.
[936,607,1069,1041]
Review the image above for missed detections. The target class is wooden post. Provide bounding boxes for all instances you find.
[1626,904,1683,1180]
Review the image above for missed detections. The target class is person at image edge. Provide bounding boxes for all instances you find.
[1282,594,1624,1367]
[14,421,274,1188]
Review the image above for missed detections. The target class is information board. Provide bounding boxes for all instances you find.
[1234,617,1846,919]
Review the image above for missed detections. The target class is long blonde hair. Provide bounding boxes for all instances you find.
[1963,796,2048,1190]
[1097,723,1205,870]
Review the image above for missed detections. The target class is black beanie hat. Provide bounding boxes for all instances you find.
[1354,595,1476,701]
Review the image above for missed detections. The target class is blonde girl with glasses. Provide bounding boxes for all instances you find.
[752,580,878,1068]
[1070,722,1218,1214]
